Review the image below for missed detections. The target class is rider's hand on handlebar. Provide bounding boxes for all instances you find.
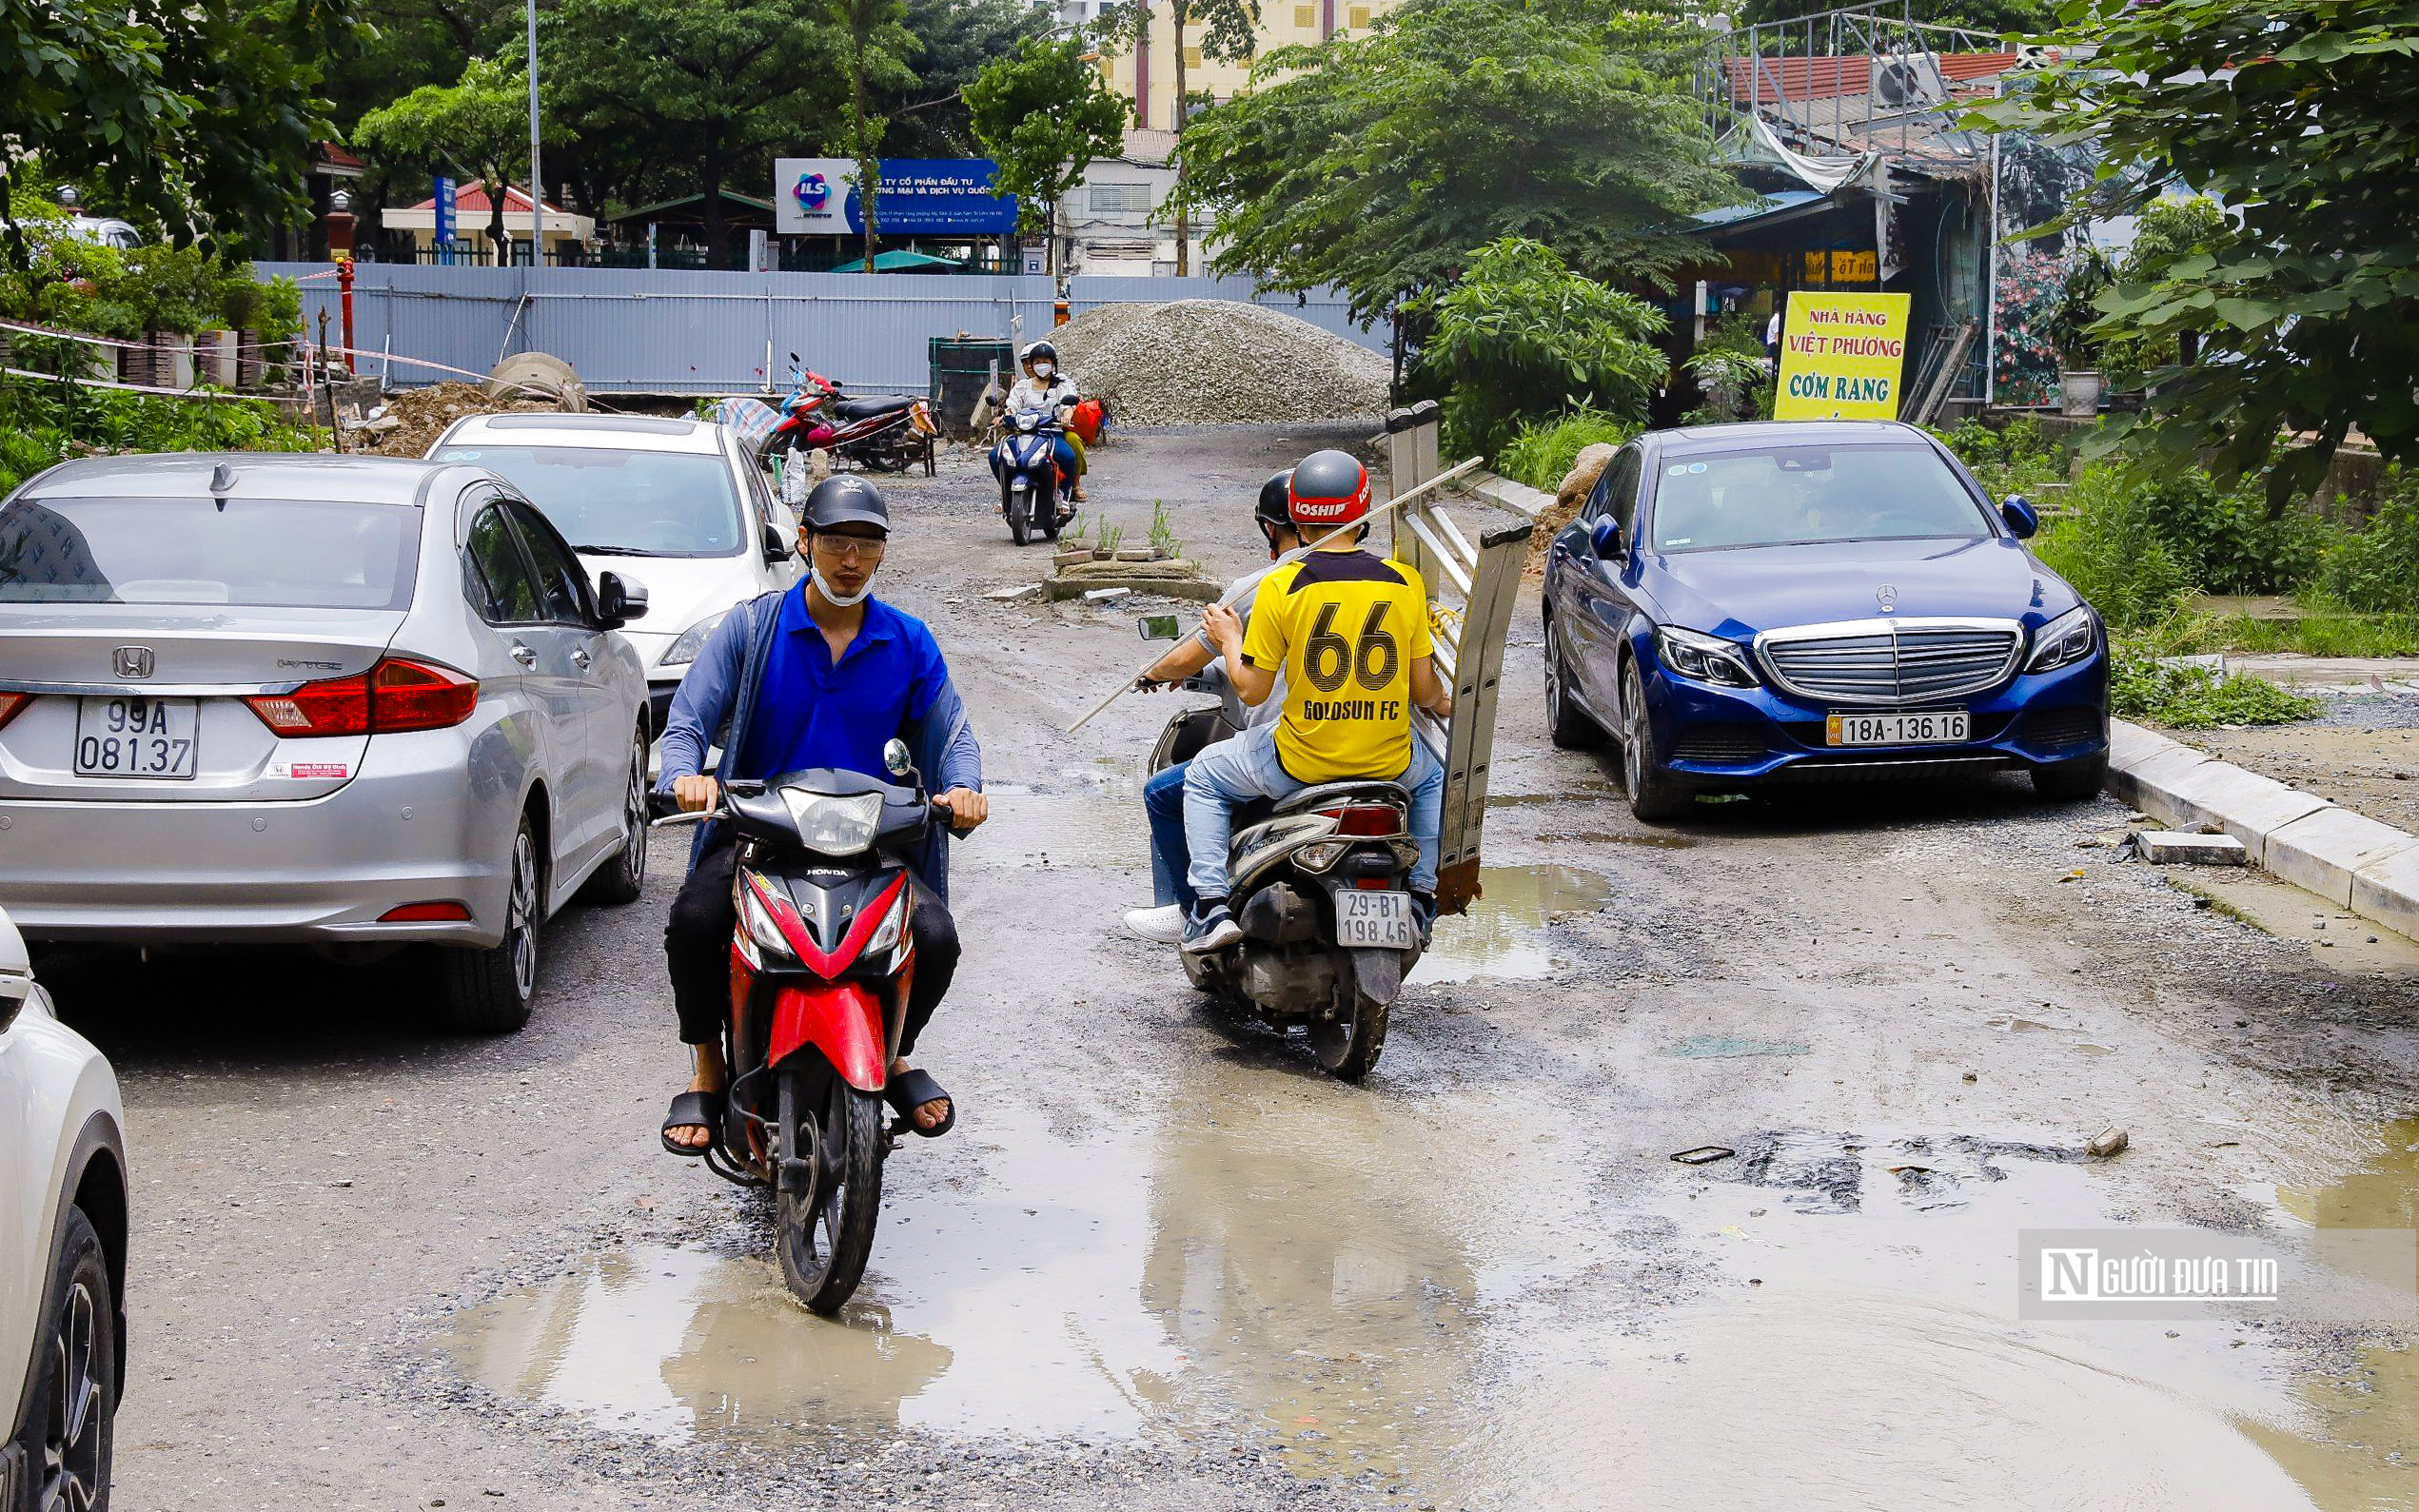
[673,774,721,813]
[934,787,989,833]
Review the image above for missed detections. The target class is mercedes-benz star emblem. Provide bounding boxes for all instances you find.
[112,645,155,679]
[1876,583,1898,613]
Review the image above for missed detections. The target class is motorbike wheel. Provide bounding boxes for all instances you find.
[1309,991,1389,1082]
[777,1072,885,1315]
[1006,486,1032,546]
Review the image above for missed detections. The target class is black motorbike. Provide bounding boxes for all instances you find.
[990,409,1073,545]
[1148,695,1423,1081]
[650,739,944,1313]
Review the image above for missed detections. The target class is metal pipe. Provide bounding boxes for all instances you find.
[525,0,544,257]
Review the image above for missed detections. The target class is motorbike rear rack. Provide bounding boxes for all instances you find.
[1381,403,1534,914]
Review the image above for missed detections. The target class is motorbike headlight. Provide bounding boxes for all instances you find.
[1655,625,1759,689]
[659,609,730,669]
[779,788,885,855]
[864,886,913,956]
[2026,605,2099,674]
[737,876,798,968]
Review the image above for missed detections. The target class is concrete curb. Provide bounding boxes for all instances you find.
[2105,717,2419,933]
[1457,471,1552,519]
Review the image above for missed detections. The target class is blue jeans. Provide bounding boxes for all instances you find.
[1146,760,1194,909]
[1183,722,1443,902]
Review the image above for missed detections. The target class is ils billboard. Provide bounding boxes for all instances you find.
[775,159,1017,237]
[1773,292,1914,422]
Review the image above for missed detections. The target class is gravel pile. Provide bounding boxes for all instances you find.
[1052,299,1391,425]
[351,381,563,455]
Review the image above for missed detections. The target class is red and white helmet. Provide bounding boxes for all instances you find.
[1287,449,1370,528]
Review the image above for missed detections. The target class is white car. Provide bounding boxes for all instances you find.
[428,413,802,734]
[0,907,127,1512]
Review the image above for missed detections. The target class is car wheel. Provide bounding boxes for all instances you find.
[12,1207,116,1512]
[437,815,541,1033]
[2031,753,2109,802]
[1620,660,1693,823]
[1544,615,1605,750]
[578,726,650,907]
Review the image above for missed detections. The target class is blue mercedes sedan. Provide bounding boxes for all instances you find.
[1541,420,2108,821]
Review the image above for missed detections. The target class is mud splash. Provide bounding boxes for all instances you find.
[1410,864,1612,984]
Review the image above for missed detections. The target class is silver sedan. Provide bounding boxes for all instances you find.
[0,453,654,1031]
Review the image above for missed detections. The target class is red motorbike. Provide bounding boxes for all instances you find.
[650,739,946,1312]
[766,355,936,475]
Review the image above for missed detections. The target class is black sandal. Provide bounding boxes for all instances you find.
[660,1090,724,1157]
[883,1069,955,1138]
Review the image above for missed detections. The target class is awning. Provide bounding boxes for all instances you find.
[847,248,964,272]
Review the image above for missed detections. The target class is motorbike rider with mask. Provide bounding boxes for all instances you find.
[656,475,988,1153]
[1180,449,1451,953]
[1123,470,1303,944]
[1000,339,1086,502]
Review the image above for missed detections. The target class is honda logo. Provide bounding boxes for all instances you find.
[112,646,155,679]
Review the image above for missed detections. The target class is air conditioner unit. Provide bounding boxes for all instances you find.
[1873,52,1948,108]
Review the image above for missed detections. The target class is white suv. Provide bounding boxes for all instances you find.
[0,908,127,1511]
[429,413,803,734]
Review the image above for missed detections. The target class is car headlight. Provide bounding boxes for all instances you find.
[659,609,730,669]
[1655,626,1759,689]
[779,788,885,855]
[2026,605,2099,673]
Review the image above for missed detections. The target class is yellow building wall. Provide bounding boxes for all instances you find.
[1098,0,1402,132]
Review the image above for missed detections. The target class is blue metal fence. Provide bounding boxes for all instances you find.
[258,263,1378,396]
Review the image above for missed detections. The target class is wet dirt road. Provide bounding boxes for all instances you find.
[44,425,2419,1510]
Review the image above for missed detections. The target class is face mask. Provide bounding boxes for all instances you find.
[816,568,876,608]
[1033,362,1054,378]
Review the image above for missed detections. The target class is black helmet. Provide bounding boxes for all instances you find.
[802,475,889,533]
[1255,469,1295,531]
[1022,339,1059,367]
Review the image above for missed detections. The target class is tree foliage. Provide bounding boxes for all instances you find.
[354,55,533,249]
[1976,0,2419,505]
[1412,236,1669,459]
[0,0,364,254]
[1174,0,1739,324]
[966,34,1131,271]
[875,0,1049,155]
[819,0,918,269]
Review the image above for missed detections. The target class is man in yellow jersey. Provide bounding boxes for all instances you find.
[1181,449,1453,953]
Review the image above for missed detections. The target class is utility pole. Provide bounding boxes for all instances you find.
[526,0,545,264]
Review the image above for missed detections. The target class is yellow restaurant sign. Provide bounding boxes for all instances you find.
[1773,291,1913,422]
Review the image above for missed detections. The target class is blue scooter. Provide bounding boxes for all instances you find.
[990,410,1072,546]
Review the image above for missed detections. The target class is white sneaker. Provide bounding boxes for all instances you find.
[1124,904,1187,944]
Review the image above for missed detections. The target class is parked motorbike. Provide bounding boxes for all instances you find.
[990,409,1074,546]
[648,740,949,1313]
[766,356,937,475]
[1146,681,1423,1081]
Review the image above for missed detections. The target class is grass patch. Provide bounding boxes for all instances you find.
[1494,407,1641,493]
[2173,611,2419,659]
[2111,652,2322,728]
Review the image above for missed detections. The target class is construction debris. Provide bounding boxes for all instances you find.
[2131,831,2251,866]
[1049,300,1391,425]
[345,381,566,456]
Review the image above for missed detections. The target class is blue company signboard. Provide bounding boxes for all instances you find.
[774,158,1017,236]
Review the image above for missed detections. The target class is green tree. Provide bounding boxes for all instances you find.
[1413,236,1669,458]
[354,55,534,255]
[1175,0,1739,324]
[1976,0,2419,506]
[819,0,918,271]
[874,0,1048,155]
[0,0,364,254]
[542,0,850,266]
[1167,0,1258,275]
[965,34,1131,275]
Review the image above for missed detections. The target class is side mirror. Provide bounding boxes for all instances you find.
[1589,517,1624,560]
[882,737,914,780]
[1137,614,1183,641]
[762,521,795,562]
[2000,495,2040,539]
[0,906,33,1011]
[595,571,648,628]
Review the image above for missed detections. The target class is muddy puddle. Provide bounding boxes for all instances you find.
[1410,864,1613,984]
[442,1110,2416,1506]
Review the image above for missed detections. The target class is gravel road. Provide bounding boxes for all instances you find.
[42,425,2419,1511]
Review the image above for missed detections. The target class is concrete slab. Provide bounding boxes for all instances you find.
[2107,744,2217,820]
[2153,761,2333,850]
[2134,831,2251,866]
[2108,719,2192,771]
[2261,807,2419,907]
[2352,848,2419,941]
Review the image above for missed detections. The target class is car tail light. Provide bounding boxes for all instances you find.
[1329,805,1400,836]
[0,691,29,732]
[246,658,478,737]
[379,901,472,922]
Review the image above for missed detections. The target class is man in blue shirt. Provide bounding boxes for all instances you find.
[656,476,987,1152]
